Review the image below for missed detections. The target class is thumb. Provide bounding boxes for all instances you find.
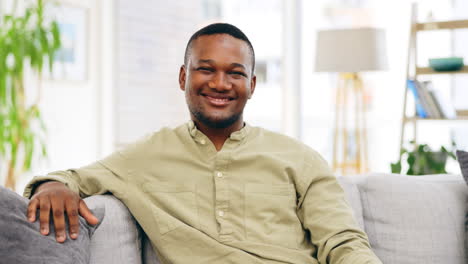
[78,200,99,225]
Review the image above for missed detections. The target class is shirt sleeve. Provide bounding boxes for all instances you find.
[23,132,156,199]
[23,150,128,199]
[296,149,382,264]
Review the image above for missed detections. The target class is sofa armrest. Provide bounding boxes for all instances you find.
[84,195,143,264]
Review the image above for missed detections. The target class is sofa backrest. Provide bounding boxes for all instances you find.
[338,173,467,264]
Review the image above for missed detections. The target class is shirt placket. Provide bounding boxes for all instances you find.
[213,151,233,242]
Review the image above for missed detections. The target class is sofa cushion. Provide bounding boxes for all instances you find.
[358,173,467,264]
[0,186,104,264]
[84,195,143,264]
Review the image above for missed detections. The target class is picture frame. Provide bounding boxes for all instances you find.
[46,4,88,82]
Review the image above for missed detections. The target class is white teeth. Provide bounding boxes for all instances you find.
[207,96,229,102]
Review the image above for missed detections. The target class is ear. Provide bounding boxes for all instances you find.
[248,75,256,99]
[179,65,186,91]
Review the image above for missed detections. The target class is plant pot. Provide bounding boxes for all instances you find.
[413,151,448,175]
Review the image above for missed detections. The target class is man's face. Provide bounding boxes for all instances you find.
[179,34,256,129]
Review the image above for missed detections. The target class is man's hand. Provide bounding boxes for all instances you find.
[27,181,99,243]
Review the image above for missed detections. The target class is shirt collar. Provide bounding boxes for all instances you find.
[187,120,250,142]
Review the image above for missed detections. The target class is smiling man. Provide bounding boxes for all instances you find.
[22,23,382,263]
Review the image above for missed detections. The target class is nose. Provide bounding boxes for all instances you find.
[208,72,232,91]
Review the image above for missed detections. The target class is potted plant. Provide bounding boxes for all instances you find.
[0,0,61,190]
[391,141,456,175]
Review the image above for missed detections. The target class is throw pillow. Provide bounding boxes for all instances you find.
[359,174,466,264]
[457,150,468,183]
[456,150,468,261]
[0,186,104,264]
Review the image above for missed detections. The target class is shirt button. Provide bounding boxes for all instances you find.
[218,210,225,217]
[216,171,223,178]
[200,139,206,145]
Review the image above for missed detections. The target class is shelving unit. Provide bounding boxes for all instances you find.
[399,4,468,152]
[416,66,468,75]
[406,117,468,122]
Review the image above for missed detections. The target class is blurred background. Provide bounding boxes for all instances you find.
[1,0,468,191]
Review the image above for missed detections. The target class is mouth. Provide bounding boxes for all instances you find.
[201,93,235,107]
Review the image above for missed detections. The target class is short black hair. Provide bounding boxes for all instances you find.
[183,23,255,74]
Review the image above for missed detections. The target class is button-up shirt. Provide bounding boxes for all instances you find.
[24,121,381,264]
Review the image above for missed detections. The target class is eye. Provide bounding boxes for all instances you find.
[229,71,247,77]
[197,67,214,73]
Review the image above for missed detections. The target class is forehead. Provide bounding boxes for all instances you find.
[189,34,252,66]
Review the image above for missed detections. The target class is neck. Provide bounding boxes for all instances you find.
[192,118,244,151]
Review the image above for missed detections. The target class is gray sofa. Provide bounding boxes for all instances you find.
[85,173,467,264]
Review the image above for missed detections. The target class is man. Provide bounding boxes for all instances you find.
[24,23,382,263]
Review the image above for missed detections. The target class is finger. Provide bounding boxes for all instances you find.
[27,198,39,222]
[51,197,67,243]
[65,199,80,240]
[39,196,51,235]
[78,200,99,226]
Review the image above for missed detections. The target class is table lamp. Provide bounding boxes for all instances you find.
[315,28,388,175]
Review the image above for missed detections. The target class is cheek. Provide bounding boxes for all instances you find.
[239,83,252,98]
[187,76,205,93]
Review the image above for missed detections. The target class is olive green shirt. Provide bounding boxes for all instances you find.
[24,121,381,264]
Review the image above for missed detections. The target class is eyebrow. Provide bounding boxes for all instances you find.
[197,59,246,70]
[231,63,246,70]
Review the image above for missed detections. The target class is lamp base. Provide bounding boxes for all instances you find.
[332,72,369,175]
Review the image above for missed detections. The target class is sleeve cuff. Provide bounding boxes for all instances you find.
[23,175,80,199]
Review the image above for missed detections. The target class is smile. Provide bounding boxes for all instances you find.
[202,94,235,107]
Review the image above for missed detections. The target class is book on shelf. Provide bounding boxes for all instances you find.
[416,81,441,118]
[423,81,456,119]
[407,80,428,118]
[406,79,456,119]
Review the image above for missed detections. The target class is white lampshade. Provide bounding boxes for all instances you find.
[315,28,388,73]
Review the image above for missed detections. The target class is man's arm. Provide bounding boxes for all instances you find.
[296,151,382,264]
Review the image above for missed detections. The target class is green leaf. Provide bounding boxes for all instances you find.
[390,161,401,174]
[51,21,61,50]
[23,131,34,171]
[40,140,47,156]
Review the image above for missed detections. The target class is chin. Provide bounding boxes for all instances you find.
[195,112,241,129]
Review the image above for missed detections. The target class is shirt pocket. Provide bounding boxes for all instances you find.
[244,183,302,249]
[143,182,199,235]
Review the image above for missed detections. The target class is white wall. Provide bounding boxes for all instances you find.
[41,0,102,168]
[115,0,203,145]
